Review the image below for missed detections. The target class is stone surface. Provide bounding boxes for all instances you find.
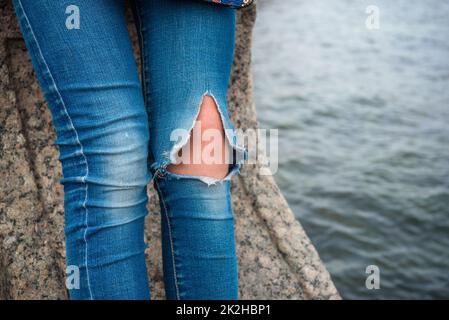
[0,1,340,299]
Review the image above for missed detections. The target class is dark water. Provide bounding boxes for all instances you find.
[252,0,449,299]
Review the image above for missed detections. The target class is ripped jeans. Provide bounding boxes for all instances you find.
[13,0,244,299]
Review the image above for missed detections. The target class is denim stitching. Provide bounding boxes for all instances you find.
[133,1,148,106]
[154,179,180,300]
[16,0,93,300]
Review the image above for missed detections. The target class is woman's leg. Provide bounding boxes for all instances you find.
[13,0,151,299]
[134,0,244,299]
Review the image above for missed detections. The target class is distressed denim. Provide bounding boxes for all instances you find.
[13,0,242,300]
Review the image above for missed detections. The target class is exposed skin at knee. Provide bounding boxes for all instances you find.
[167,96,229,180]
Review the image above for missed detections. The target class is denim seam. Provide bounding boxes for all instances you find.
[16,0,93,300]
[134,1,148,106]
[154,179,181,300]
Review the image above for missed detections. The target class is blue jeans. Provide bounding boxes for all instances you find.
[13,0,243,300]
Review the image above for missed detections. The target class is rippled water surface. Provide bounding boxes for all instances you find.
[252,0,449,299]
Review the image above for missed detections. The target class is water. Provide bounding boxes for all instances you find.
[252,0,449,299]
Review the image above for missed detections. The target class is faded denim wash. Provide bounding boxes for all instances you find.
[13,0,243,300]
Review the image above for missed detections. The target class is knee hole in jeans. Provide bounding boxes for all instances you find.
[167,95,231,180]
